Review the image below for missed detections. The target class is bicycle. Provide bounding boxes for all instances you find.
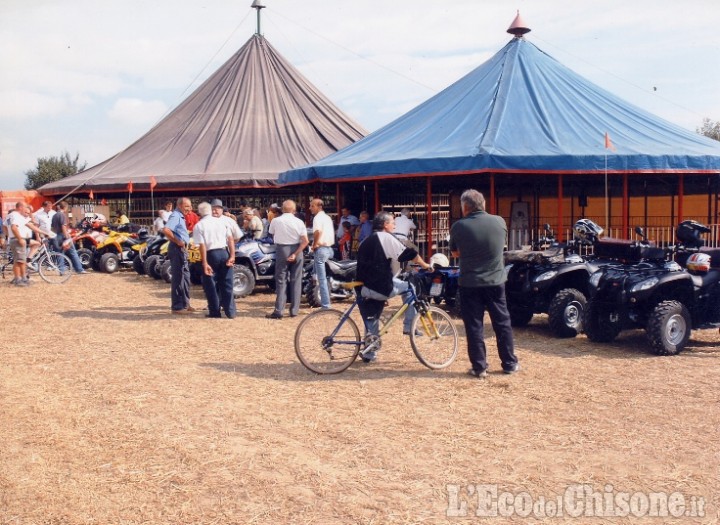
[1,238,73,284]
[294,275,459,374]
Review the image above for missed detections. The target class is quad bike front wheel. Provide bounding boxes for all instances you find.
[99,252,120,274]
[548,288,586,338]
[144,255,163,279]
[646,300,691,356]
[76,248,94,270]
[233,264,255,298]
[160,260,172,283]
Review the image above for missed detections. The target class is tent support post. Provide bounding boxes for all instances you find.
[426,177,433,260]
[557,175,563,243]
[336,184,341,219]
[622,173,629,239]
[489,173,496,215]
[678,173,684,224]
[374,182,379,214]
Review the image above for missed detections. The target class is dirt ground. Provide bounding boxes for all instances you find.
[1,270,718,524]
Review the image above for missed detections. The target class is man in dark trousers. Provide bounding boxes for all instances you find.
[266,200,309,319]
[162,197,194,314]
[450,189,519,378]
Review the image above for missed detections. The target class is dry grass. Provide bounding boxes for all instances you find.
[1,270,718,524]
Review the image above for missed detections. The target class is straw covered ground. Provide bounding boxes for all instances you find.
[1,270,718,524]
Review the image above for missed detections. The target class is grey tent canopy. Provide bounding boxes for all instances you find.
[41,34,366,195]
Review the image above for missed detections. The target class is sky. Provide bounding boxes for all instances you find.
[1,0,719,191]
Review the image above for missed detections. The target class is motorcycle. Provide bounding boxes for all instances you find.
[305,257,358,307]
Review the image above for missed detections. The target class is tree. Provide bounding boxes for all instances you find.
[697,118,720,142]
[24,151,87,190]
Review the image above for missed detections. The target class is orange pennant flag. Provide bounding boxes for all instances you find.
[101,198,107,205]
[150,175,157,190]
[89,189,94,200]
[604,132,616,152]
[127,180,133,194]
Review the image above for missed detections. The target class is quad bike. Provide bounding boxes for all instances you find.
[131,234,166,275]
[305,256,358,307]
[71,214,110,270]
[151,242,202,284]
[232,237,278,297]
[503,220,619,338]
[584,221,720,355]
[92,228,148,273]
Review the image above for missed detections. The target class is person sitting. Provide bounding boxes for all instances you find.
[355,211,431,362]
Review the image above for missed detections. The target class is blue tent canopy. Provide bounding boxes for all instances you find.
[280,36,720,185]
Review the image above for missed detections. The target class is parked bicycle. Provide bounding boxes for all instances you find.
[294,274,459,374]
[1,238,73,284]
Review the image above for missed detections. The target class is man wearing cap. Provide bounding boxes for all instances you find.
[194,202,236,319]
[266,200,309,319]
[162,197,194,314]
[309,198,335,309]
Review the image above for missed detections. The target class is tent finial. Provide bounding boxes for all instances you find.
[251,0,266,36]
[507,10,531,38]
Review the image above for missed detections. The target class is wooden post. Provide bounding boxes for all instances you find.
[374,181,380,213]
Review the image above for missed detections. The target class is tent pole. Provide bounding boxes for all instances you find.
[622,173,628,239]
[605,154,609,234]
[426,177,433,260]
[557,174,563,243]
[677,173,684,224]
[489,173,496,215]
[374,182,379,213]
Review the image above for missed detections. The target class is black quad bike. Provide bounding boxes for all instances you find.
[503,220,616,338]
[583,221,720,355]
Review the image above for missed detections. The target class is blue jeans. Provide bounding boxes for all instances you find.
[313,246,333,309]
[360,278,416,335]
[51,236,84,273]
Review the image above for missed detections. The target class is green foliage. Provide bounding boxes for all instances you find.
[697,118,720,142]
[24,151,87,190]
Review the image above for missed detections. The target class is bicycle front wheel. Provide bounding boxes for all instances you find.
[295,309,362,374]
[39,252,73,284]
[411,305,458,369]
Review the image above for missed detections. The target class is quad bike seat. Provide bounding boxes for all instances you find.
[593,238,664,261]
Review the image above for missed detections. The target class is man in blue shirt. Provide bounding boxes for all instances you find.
[162,197,194,314]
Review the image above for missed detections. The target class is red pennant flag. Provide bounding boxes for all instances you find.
[89,189,94,200]
[604,132,616,152]
[150,176,157,190]
[127,180,133,194]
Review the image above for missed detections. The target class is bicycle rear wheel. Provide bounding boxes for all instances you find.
[410,305,458,369]
[295,309,362,374]
[39,252,72,284]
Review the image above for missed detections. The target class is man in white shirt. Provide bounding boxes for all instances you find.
[310,198,336,309]
[211,200,243,242]
[394,208,416,242]
[160,201,173,223]
[33,201,56,235]
[152,210,166,235]
[266,200,309,319]
[193,202,236,319]
[7,202,43,286]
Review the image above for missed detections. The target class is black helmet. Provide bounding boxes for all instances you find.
[676,220,710,248]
